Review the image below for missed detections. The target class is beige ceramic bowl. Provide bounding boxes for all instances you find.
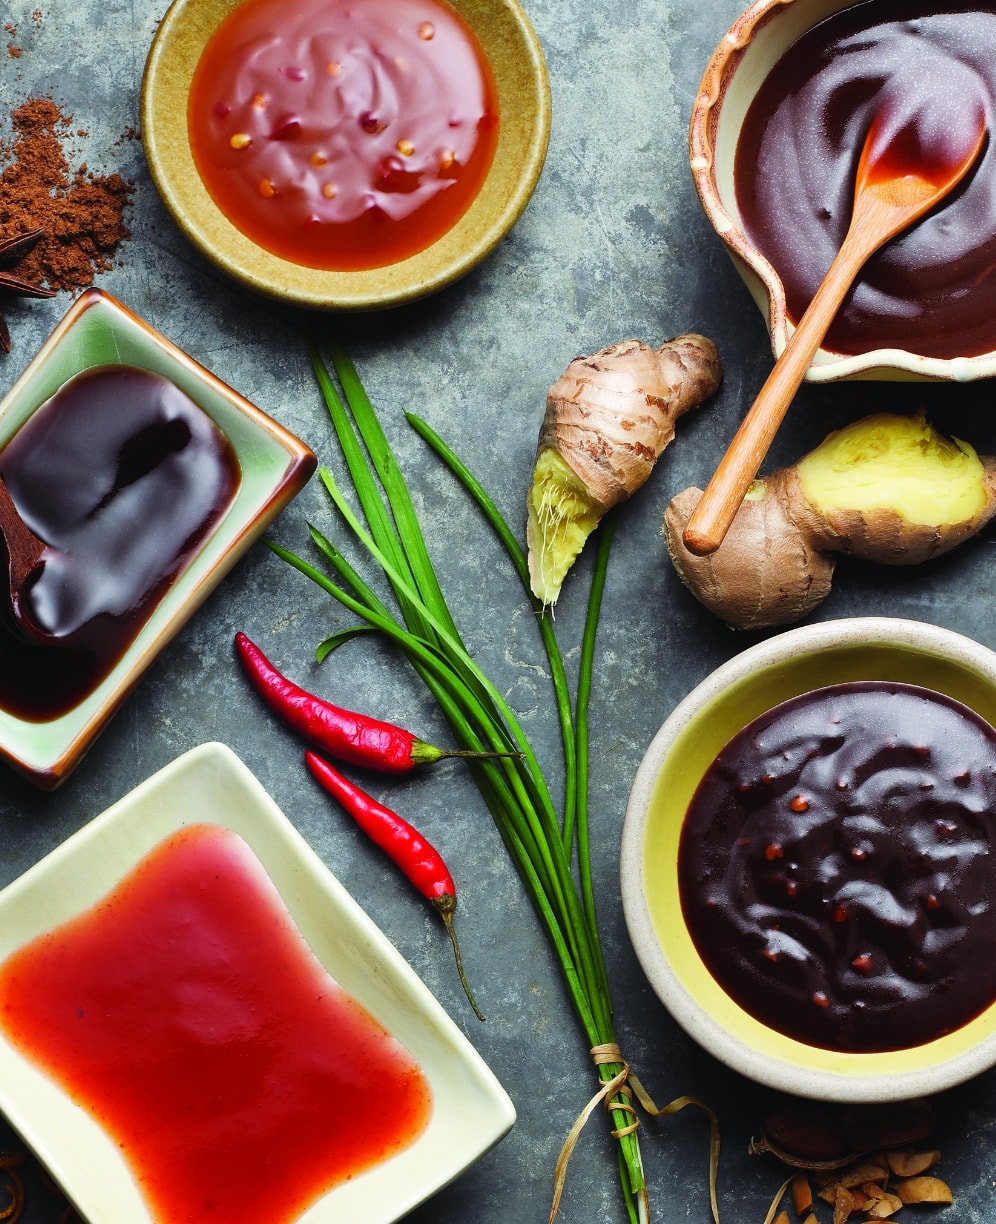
[141,0,551,310]
[621,617,996,1102]
[689,0,996,382]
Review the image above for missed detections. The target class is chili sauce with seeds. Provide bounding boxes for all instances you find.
[733,1,996,360]
[0,823,432,1224]
[677,682,996,1052]
[187,0,499,271]
[0,365,239,721]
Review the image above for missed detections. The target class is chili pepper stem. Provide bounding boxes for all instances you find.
[432,894,485,1022]
[411,741,524,767]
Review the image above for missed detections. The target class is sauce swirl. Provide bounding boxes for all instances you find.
[734,2,996,360]
[188,0,499,270]
[678,682,996,1052]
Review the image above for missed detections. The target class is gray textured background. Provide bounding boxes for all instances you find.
[1,1,995,1221]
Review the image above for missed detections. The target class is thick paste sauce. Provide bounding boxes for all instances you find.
[188,0,499,271]
[0,365,239,721]
[734,2,996,360]
[0,823,432,1224]
[678,683,996,1052]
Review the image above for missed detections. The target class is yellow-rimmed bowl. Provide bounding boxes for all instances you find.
[620,617,996,1102]
[141,0,551,310]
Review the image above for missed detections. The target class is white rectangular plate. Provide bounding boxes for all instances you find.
[0,742,515,1223]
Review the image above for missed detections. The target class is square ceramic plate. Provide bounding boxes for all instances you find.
[0,289,316,790]
[0,741,516,1223]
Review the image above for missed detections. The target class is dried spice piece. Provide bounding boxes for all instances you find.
[0,95,132,343]
[0,1151,24,1223]
[0,227,55,351]
[750,1099,936,1169]
[754,1098,956,1223]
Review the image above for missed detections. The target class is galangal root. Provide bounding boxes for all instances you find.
[526,334,722,605]
[664,410,996,630]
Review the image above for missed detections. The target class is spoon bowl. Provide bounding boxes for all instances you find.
[682,112,988,557]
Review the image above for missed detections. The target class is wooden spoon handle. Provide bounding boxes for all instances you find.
[681,214,885,557]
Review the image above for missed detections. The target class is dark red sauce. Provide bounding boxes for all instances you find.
[677,682,996,1052]
[188,0,499,271]
[0,365,239,721]
[0,823,432,1224]
[734,2,996,359]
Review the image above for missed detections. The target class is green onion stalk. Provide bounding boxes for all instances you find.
[270,343,717,1224]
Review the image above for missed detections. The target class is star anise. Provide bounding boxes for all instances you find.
[0,228,56,353]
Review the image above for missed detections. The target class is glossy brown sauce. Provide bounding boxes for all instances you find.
[0,365,240,720]
[734,2,996,359]
[678,682,996,1052]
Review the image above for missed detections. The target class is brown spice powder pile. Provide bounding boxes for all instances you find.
[0,96,133,292]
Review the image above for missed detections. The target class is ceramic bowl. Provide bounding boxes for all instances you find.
[621,617,996,1102]
[0,742,515,1223]
[141,0,551,310]
[689,0,996,382]
[0,289,315,789]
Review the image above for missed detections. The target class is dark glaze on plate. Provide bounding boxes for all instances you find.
[0,365,239,720]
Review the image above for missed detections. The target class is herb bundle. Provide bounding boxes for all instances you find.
[271,344,718,1223]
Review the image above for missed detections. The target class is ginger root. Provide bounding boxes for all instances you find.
[664,411,996,630]
[526,334,721,605]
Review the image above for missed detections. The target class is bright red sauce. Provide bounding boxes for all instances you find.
[0,823,432,1224]
[188,0,500,271]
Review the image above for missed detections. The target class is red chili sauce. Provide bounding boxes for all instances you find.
[0,365,239,721]
[187,0,500,271]
[0,823,432,1224]
[734,2,996,360]
[677,682,996,1052]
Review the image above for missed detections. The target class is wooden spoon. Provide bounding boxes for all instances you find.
[0,475,51,643]
[682,112,988,557]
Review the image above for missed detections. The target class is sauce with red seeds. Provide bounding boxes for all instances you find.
[0,823,432,1224]
[188,0,499,271]
[734,1,996,359]
[678,683,996,1052]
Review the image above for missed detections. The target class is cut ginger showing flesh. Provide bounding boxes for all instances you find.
[526,334,722,605]
[664,410,996,630]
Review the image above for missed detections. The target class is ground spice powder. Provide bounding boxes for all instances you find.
[0,96,132,292]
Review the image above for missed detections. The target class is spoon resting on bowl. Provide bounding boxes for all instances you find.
[682,104,988,557]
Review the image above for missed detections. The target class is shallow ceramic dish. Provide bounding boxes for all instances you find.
[689,0,996,382]
[0,289,315,790]
[141,0,551,311]
[621,616,996,1102]
[0,742,515,1223]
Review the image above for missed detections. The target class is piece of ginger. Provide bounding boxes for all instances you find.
[526,334,721,605]
[664,410,996,630]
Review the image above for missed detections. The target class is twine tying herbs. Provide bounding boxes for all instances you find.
[549,1044,722,1224]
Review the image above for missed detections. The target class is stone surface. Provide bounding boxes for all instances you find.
[1,1,995,1222]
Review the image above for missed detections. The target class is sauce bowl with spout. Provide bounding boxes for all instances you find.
[690,0,996,381]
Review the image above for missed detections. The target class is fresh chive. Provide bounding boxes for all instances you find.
[274,344,650,1218]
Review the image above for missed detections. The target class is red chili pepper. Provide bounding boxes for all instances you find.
[235,632,514,774]
[304,748,484,1021]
